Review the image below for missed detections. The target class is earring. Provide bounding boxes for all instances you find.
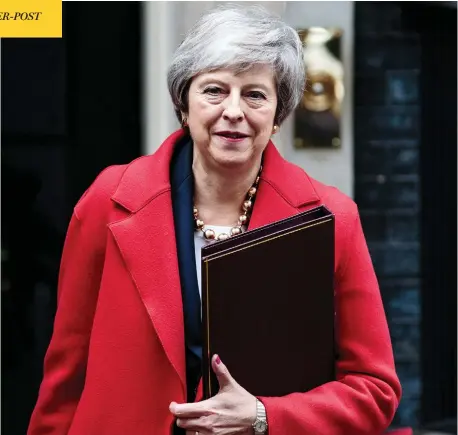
[272,125,279,134]
[182,117,188,127]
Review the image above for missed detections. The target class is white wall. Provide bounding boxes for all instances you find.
[142,2,180,151]
[143,1,354,197]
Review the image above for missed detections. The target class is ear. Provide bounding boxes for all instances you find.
[181,112,188,127]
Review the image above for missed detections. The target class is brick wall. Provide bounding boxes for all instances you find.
[353,2,421,428]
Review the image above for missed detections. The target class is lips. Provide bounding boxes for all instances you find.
[215,131,249,139]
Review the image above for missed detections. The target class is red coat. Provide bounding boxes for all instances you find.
[28,130,401,435]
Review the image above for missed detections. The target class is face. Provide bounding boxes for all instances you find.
[185,65,277,169]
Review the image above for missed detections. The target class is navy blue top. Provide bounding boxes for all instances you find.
[170,136,203,411]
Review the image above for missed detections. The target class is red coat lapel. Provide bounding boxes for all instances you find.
[249,141,321,230]
[109,130,188,397]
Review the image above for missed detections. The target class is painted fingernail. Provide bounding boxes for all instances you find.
[215,355,221,365]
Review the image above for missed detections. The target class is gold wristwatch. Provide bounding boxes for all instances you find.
[252,399,268,434]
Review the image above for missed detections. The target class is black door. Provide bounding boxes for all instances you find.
[1,3,143,434]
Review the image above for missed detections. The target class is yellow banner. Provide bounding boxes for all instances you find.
[0,0,62,38]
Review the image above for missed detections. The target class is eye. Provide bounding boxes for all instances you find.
[203,86,223,96]
[246,91,266,100]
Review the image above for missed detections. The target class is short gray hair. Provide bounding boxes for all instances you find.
[167,4,305,126]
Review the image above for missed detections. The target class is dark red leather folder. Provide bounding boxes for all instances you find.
[201,205,336,399]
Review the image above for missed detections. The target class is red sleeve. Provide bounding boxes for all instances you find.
[27,209,106,434]
[259,208,402,435]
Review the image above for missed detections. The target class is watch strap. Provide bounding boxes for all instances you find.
[253,399,268,434]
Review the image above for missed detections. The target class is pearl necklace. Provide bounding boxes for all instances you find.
[193,167,262,241]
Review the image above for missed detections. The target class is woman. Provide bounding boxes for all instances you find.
[28,5,402,435]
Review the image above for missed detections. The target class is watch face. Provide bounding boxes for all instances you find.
[254,420,267,432]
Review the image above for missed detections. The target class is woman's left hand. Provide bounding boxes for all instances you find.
[169,355,257,434]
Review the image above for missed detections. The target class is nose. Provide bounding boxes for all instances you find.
[222,95,244,123]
